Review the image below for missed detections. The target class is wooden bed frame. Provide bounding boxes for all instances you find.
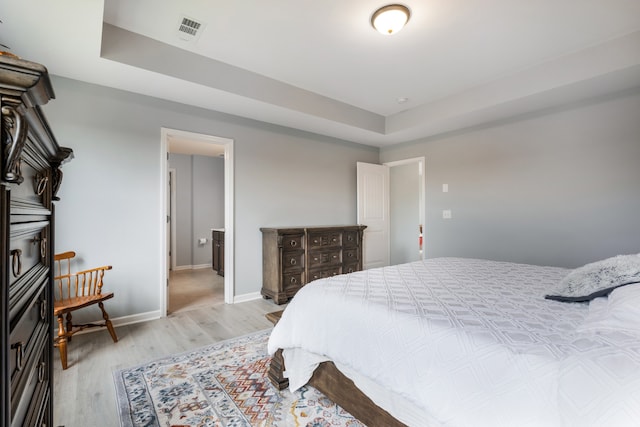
[266,311,407,427]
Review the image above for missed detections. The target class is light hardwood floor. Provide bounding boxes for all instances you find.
[53,269,280,427]
[168,267,225,313]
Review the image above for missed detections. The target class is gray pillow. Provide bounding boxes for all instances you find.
[545,253,640,302]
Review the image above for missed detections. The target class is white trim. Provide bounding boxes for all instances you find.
[223,141,235,304]
[55,310,161,337]
[161,127,235,318]
[169,168,177,271]
[233,291,262,304]
[173,264,212,271]
[111,310,162,327]
[383,157,427,260]
[193,263,212,270]
[160,129,169,317]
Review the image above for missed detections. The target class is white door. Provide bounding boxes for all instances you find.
[357,162,390,269]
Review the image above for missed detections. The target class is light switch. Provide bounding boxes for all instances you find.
[443,183,448,193]
[442,210,452,219]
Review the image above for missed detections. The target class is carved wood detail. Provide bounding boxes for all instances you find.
[2,99,27,183]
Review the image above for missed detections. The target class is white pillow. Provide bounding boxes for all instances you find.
[577,284,640,334]
[546,253,640,302]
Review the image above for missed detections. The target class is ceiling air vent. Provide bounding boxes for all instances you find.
[177,15,205,42]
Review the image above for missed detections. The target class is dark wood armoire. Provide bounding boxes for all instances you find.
[1,54,73,427]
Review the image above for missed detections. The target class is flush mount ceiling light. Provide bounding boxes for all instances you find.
[371,4,411,35]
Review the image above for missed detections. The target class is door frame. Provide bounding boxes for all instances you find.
[384,157,426,260]
[160,128,235,317]
[168,168,177,271]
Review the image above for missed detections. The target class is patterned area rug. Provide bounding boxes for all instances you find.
[113,329,364,427]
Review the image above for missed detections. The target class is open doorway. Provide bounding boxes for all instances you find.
[357,157,425,269]
[387,157,425,264]
[161,128,234,317]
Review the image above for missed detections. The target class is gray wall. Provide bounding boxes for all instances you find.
[390,163,421,265]
[381,89,640,268]
[45,74,640,325]
[169,154,224,268]
[48,75,378,323]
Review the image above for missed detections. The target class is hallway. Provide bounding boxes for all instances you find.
[168,268,224,313]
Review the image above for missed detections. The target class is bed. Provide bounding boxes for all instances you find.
[267,256,640,427]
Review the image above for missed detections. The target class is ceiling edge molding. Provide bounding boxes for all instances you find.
[386,30,640,137]
[100,23,385,135]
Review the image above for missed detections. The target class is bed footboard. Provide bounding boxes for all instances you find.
[266,310,406,426]
[309,361,407,427]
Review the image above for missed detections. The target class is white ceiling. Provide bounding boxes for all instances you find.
[2,0,640,148]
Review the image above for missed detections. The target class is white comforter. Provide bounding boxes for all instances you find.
[267,258,640,427]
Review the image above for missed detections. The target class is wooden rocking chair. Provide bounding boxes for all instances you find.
[53,251,118,369]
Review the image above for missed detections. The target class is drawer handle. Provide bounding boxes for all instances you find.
[40,298,47,320]
[11,249,22,277]
[32,236,48,261]
[289,240,297,247]
[313,257,318,261]
[348,235,354,241]
[332,255,338,259]
[290,258,296,265]
[38,362,46,383]
[41,236,47,260]
[332,238,337,242]
[313,239,319,244]
[35,174,49,196]
[290,277,297,284]
[12,341,25,371]
[348,253,353,258]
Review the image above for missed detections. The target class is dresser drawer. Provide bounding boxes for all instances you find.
[7,153,51,214]
[10,284,49,389]
[308,266,342,282]
[20,387,50,427]
[308,249,342,268]
[8,221,49,289]
[10,338,49,427]
[282,271,305,290]
[281,234,304,250]
[308,232,342,248]
[343,248,359,263]
[9,264,48,327]
[282,251,304,272]
[343,230,360,247]
[344,263,360,274]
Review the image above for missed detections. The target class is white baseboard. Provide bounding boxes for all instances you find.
[233,291,262,304]
[111,310,162,327]
[54,310,161,337]
[173,264,212,271]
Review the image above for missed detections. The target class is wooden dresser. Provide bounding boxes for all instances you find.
[1,55,73,427]
[260,225,366,304]
[211,229,224,276]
